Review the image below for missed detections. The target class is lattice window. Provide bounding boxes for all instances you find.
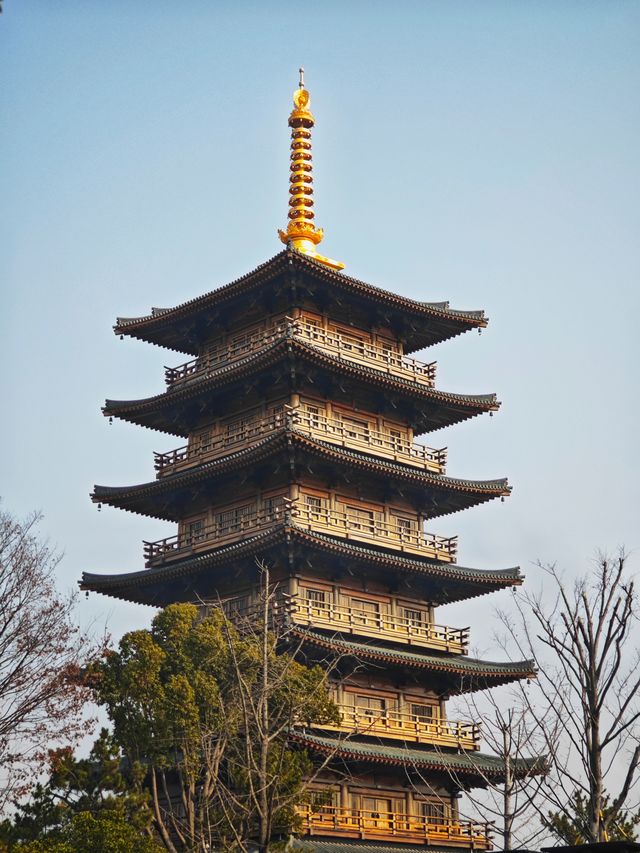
[355,694,387,716]
[225,416,251,443]
[339,330,366,354]
[302,315,323,340]
[264,495,285,520]
[419,800,448,821]
[303,403,321,428]
[403,606,427,626]
[394,515,416,540]
[411,702,437,723]
[184,518,205,545]
[388,428,403,449]
[215,504,253,535]
[350,598,381,627]
[270,403,285,428]
[345,505,376,533]
[199,430,213,453]
[341,415,370,440]
[305,587,327,604]
[304,495,323,519]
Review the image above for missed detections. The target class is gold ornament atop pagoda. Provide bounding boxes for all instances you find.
[278,69,344,271]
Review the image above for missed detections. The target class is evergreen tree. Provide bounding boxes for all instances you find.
[544,789,640,845]
[90,595,339,852]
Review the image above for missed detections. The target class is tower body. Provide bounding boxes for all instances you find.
[84,79,536,853]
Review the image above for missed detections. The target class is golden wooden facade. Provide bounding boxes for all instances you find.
[144,485,457,566]
[298,803,490,848]
[154,402,447,477]
[136,300,489,847]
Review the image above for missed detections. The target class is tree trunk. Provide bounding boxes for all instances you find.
[258,566,271,853]
[150,768,179,853]
[502,721,514,850]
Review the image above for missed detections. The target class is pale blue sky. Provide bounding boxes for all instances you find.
[1,1,639,643]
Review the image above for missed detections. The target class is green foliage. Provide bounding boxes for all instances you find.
[3,600,339,852]
[544,789,640,844]
[14,808,163,852]
[89,601,339,850]
[0,730,156,851]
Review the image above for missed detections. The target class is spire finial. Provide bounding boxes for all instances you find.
[277,70,344,271]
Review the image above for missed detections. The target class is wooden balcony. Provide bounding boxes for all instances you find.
[326,707,480,750]
[164,320,289,385]
[293,408,446,473]
[298,805,491,848]
[164,318,437,388]
[143,503,457,566]
[154,408,446,477]
[288,595,468,653]
[144,505,283,565]
[153,411,286,475]
[292,502,458,563]
[292,319,437,386]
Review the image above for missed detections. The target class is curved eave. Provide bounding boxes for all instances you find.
[291,626,536,692]
[114,250,487,355]
[80,524,522,606]
[91,429,510,521]
[103,337,499,437]
[289,732,545,783]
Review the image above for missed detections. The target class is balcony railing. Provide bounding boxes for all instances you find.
[292,408,446,472]
[154,407,446,476]
[292,319,437,385]
[144,505,284,565]
[288,595,468,653]
[154,411,286,475]
[292,502,458,562]
[327,706,480,749]
[297,805,491,847]
[144,502,457,566]
[164,320,290,385]
[164,317,436,388]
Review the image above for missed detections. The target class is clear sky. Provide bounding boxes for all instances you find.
[1,1,639,644]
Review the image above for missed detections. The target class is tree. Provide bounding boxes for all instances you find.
[0,508,96,810]
[8,810,163,853]
[501,551,640,843]
[445,691,550,850]
[544,789,640,845]
[89,568,340,853]
[0,730,160,852]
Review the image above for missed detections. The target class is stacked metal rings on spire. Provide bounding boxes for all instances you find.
[288,109,315,229]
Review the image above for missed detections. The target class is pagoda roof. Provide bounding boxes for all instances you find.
[80,524,522,607]
[114,250,487,356]
[289,731,543,782]
[103,337,499,436]
[290,627,536,692]
[92,429,510,521]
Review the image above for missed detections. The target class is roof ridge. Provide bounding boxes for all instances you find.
[114,250,487,335]
[104,336,499,422]
[291,625,535,675]
[92,428,509,507]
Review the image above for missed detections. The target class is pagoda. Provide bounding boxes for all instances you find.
[82,71,537,852]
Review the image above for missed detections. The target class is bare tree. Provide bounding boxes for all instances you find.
[447,689,551,849]
[0,507,95,811]
[500,551,640,843]
[210,563,347,853]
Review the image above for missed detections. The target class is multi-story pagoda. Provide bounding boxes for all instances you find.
[82,72,537,852]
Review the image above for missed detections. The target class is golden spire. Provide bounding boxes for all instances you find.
[278,68,344,271]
